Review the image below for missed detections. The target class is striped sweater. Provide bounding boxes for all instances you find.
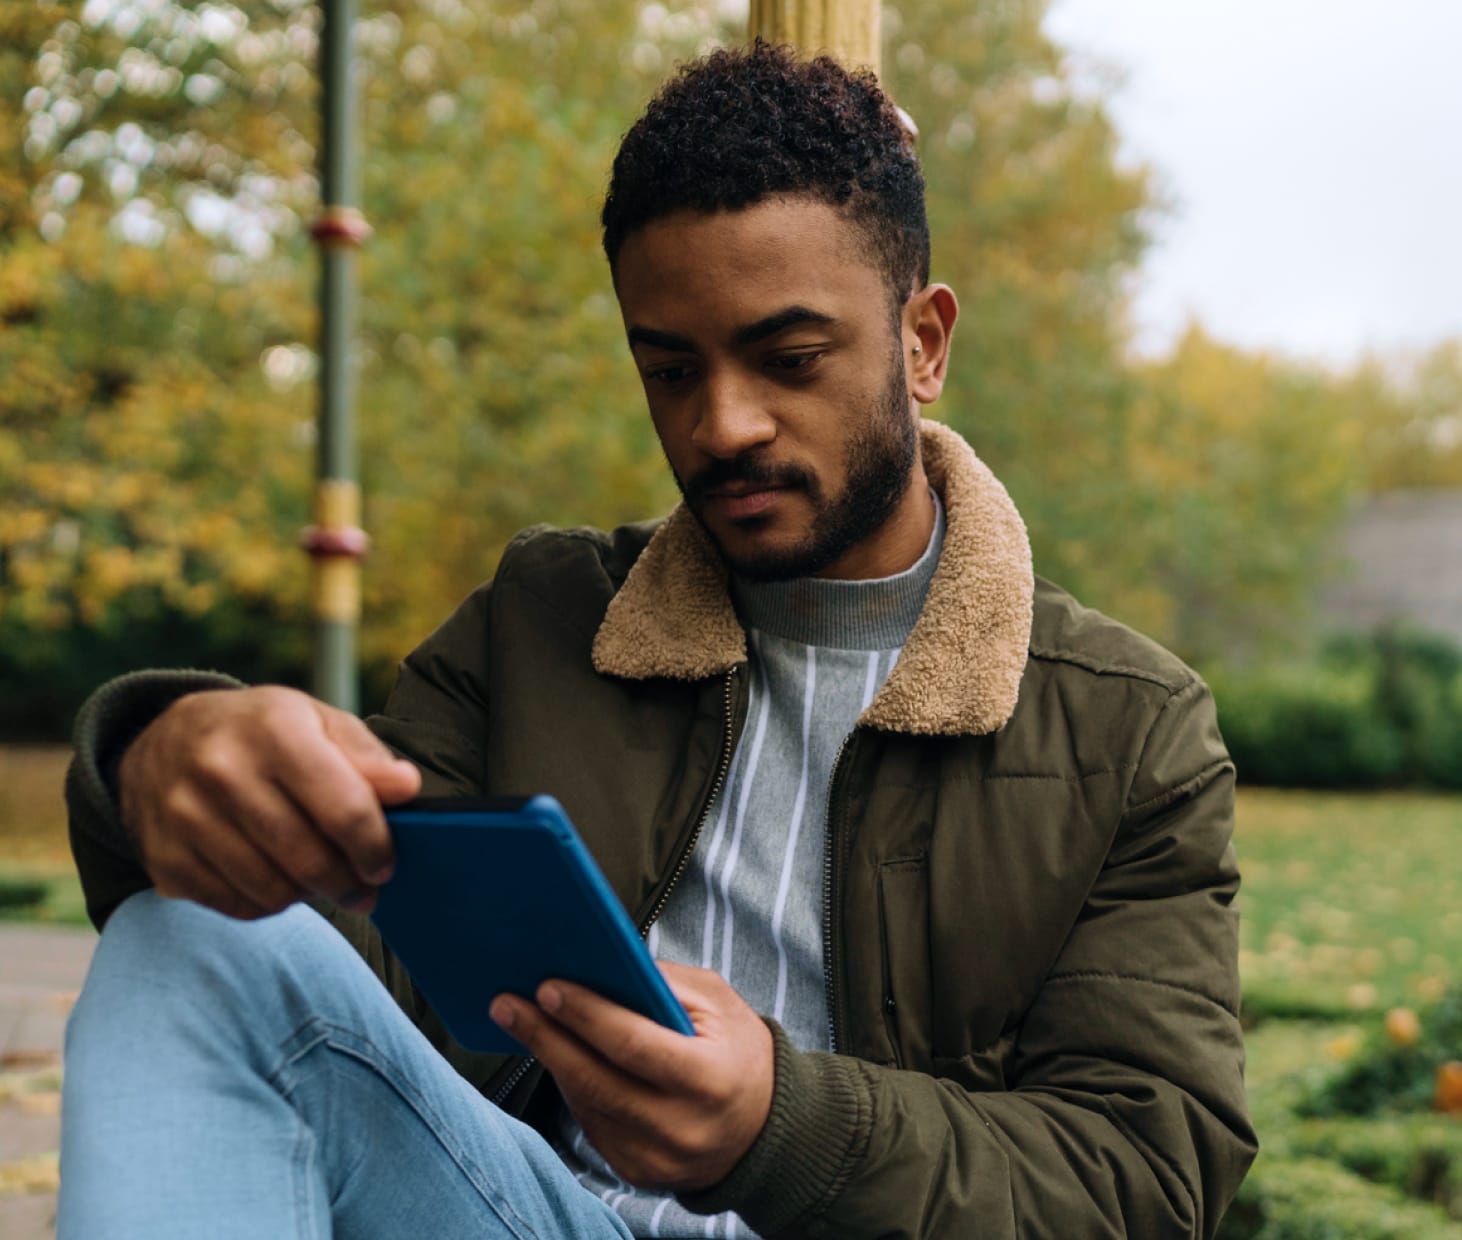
[556,495,947,1238]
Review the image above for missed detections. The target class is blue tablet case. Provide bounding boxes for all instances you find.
[371,795,695,1056]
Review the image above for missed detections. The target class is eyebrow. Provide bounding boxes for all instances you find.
[626,305,839,353]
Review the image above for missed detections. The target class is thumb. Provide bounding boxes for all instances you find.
[319,707,422,803]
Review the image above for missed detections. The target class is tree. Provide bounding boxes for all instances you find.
[10,0,1437,730]
[1125,326,1363,661]
[1344,341,1462,494]
[878,0,1155,624]
[0,0,317,731]
[0,0,720,728]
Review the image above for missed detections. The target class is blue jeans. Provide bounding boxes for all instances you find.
[58,890,635,1240]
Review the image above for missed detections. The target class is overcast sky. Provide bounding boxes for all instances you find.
[1042,0,1462,365]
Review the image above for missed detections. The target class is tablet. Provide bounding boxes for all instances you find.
[371,795,695,1055]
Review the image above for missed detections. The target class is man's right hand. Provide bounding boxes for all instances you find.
[117,686,422,920]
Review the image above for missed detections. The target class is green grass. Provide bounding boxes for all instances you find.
[1236,789,1462,1017]
[0,868,87,926]
[0,745,88,925]
[2,750,1460,1230]
[1232,789,1462,1238]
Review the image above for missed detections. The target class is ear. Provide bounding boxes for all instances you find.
[902,284,959,406]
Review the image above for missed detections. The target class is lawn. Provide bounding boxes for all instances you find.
[1237,789,1462,1017]
[1,751,1459,1233]
[1224,789,1462,1237]
[0,747,85,926]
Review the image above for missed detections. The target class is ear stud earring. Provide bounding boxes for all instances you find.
[912,345,922,355]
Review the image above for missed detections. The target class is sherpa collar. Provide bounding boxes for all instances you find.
[591,420,1034,736]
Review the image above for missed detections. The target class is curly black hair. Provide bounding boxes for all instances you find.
[602,42,929,307]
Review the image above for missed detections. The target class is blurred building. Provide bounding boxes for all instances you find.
[1320,490,1462,645]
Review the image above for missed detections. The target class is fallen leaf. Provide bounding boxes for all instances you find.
[0,1153,59,1196]
[0,1051,59,1071]
[17,1092,60,1116]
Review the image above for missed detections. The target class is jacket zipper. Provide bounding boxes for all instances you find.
[821,730,857,1054]
[643,667,740,931]
[491,667,741,1109]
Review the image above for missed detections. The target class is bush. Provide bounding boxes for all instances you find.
[1212,665,1405,788]
[1218,1155,1462,1240]
[0,876,47,912]
[0,589,396,742]
[1210,626,1462,789]
[1300,987,1462,1119]
[1293,1116,1462,1221]
[1241,984,1365,1027]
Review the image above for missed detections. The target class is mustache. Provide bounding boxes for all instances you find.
[682,456,815,507]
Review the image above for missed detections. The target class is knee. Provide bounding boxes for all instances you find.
[93,888,320,991]
[68,891,334,1058]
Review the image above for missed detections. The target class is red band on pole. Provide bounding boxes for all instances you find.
[300,525,370,558]
[310,207,372,247]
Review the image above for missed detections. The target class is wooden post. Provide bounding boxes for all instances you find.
[748,0,881,77]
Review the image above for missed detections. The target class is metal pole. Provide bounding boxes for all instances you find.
[748,0,882,76]
[305,0,369,712]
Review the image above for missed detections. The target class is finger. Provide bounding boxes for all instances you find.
[185,811,305,914]
[193,758,371,906]
[321,709,421,802]
[492,996,668,1122]
[260,718,398,886]
[489,994,627,1085]
[153,844,274,921]
[655,961,727,1006]
[201,795,376,914]
[532,980,698,1085]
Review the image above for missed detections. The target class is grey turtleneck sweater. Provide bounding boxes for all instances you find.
[556,495,947,1238]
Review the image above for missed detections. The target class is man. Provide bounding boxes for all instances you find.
[60,44,1255,1239]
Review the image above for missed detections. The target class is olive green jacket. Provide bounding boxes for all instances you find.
[68,422,1255,1238]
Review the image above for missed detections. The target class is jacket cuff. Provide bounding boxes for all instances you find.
[71,669,244,824]
[677,1021,872,1237]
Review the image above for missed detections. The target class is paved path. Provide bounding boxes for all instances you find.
[0,922,97,1240]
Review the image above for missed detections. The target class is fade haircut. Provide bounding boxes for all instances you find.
[602,41,930,308]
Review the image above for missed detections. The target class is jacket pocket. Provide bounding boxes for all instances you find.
[878,855,933,1071]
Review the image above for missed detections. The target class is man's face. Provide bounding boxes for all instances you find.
[614,197,928,582]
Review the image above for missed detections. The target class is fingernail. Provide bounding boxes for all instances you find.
[539,983,562,1013]
[490,997,516,1030]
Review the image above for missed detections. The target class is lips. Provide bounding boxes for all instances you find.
[705,484,787,520]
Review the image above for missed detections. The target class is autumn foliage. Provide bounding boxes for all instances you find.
[3,0,1460,734]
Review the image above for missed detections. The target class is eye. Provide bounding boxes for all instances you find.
[644,363,697,386]
[766,351,823,376]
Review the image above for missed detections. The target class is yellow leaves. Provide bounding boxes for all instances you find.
[83,545,138,596]
[1347,983,1380,1011]
[226,547,282,598]
[0,236,62,318]
[0,508,50,545]
[1417,975,1449,1003]
[1436,1061,1462,1113]
[1383,1007,1422,1047]
[112,242,177,301]
[21,461,101,511]
[101,471,152,511]
[0,1152,59,1197]
[178,582,216,615]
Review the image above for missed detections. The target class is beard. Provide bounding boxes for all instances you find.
[676,350,918,582]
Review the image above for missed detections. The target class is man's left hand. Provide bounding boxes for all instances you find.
[489,962,773,1191]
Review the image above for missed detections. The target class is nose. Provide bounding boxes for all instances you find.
[690,367,777,459]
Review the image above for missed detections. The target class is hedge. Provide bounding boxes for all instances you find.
[1292,1116,1462,1222]
[1218,1154,1462,1240]
[1208,627,1462,790]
